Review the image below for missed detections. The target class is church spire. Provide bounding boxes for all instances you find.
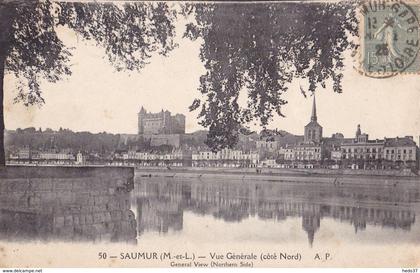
[311,95,317,122]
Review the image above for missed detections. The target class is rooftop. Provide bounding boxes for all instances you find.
[384,137,416,147]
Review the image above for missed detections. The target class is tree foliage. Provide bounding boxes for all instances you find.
[5,128,175,154]
[5,0,71,106]
[56,1,177,71]
[184,2,358,151]
[4,0,177,106]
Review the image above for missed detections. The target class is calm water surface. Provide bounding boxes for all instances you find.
[132,176,420,248]
[1,173,420,248]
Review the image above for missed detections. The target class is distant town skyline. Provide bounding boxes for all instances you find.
[4,20,420,143]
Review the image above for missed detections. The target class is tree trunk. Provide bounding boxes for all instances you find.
[0,5,15,166]
[0,51,5,166]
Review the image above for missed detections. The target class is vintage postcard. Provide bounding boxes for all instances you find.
[0,0,419,270]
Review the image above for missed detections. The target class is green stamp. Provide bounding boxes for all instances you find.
[360,0,420,77]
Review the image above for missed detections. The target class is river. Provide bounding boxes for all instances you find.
[1,172,420,249]
[132,176,420,249]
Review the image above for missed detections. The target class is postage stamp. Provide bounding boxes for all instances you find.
[358,0,420,78]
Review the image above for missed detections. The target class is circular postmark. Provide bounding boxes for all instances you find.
[357,0,420,78]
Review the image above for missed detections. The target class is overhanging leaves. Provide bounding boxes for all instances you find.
[185,2,358,151]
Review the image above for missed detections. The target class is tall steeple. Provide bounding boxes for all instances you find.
[304,94,322,143]
[311,95,317,122]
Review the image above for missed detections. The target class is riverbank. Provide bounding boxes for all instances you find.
[135,166,420,186]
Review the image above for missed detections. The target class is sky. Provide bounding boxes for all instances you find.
[4,11,420,143]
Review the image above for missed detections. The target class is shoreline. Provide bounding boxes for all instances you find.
[135,167,420,186]
[1,164,418,186]
[5,163,418,177]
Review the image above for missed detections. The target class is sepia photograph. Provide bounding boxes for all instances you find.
[0,0,419,270]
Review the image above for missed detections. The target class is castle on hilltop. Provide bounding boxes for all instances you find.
[138,107,185,135]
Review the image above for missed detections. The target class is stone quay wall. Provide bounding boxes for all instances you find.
[0,166,137,242]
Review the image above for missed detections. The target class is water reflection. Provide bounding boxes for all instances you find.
[133,178,419,246]
[0,173,419,246]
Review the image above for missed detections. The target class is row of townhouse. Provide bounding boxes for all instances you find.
[118,149,192,161]
[282,143,323,162]
[191,148,260,168]
[334,139,417,162]
[115,149,193,166]
[8,148,88,165]
[328,134,418,169]
[277,130,418,170]
[256,97,419,171]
